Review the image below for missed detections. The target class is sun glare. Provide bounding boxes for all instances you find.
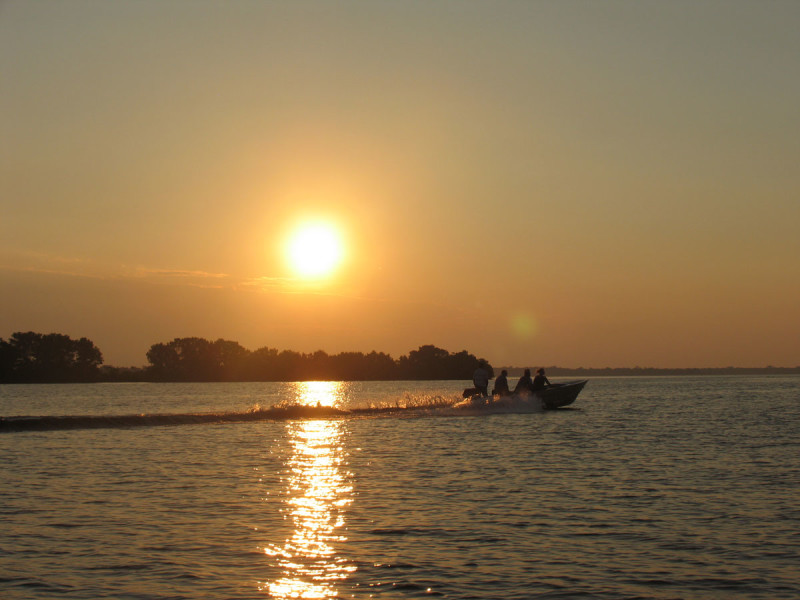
[286,222,344,279]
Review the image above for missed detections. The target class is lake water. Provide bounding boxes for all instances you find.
[1,377,799,599]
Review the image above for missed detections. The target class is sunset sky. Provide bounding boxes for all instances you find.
[2,1,798,368]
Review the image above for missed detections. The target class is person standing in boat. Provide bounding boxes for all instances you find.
[472,361,490,397]
[513,368,534,394]
[492,369,510,396]
[532,368,551,391]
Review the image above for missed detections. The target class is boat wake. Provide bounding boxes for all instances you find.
[0,383,587,433]
[450,394,545,414]
[0,397,462,433]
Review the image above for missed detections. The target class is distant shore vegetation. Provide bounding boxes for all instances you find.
[1,331,798,384]
[0,332,103,383]
[0,332,492,383]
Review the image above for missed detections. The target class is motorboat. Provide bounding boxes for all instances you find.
[459,380,587,411]
[535,380,588,409]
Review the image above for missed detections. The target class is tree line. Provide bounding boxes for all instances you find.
[143,338,493,382]
[6,331,796,384]
[0,332,492,383]
[0,332,104,383]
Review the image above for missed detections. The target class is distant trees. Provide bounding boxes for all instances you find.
[146,337,250,381]
[0,331,493,383]
[7,331,799,385]
[144,338,491,382]
[0,332,103,383]
[397,344,493,380]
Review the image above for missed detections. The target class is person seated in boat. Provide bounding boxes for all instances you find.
[532,368,551,391]
[492,369,510,396]
[513,368,534,394]
[472,361,490,397]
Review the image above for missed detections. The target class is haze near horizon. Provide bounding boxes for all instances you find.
[2,1,798,368]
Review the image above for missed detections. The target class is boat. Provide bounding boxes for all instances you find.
[535,380,588,409]
[458,380,588,412]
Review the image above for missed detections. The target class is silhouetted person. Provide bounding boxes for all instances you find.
[514,368,534,394]
[492,369,510,396]
[532,368,551,391]
[472,362,489,397]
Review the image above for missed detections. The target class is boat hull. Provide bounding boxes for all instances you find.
[535,380,587,409]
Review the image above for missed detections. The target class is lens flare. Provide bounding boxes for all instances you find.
[511,313,538,339]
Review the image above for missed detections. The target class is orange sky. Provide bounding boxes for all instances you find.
[2,2,799,368]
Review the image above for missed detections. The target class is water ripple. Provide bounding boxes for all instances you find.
[1,377,799,599]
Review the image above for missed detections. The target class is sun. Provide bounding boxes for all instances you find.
[285,222,345,279]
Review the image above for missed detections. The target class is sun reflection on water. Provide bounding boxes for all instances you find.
[292,381,347,409]
[261,382,354,598]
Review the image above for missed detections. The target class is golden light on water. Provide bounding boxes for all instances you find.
[262,382,354,598]
[294,381,347,409]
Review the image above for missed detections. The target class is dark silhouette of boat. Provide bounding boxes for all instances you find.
[459,380,587,411]
[536,380,588,409]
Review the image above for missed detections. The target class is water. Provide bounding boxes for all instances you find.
[1,377,799,599]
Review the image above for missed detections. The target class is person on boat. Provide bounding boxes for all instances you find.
[532,368,551,391]
[513,368,534,394]
[492,369,510,396]
[472,362,490,397]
